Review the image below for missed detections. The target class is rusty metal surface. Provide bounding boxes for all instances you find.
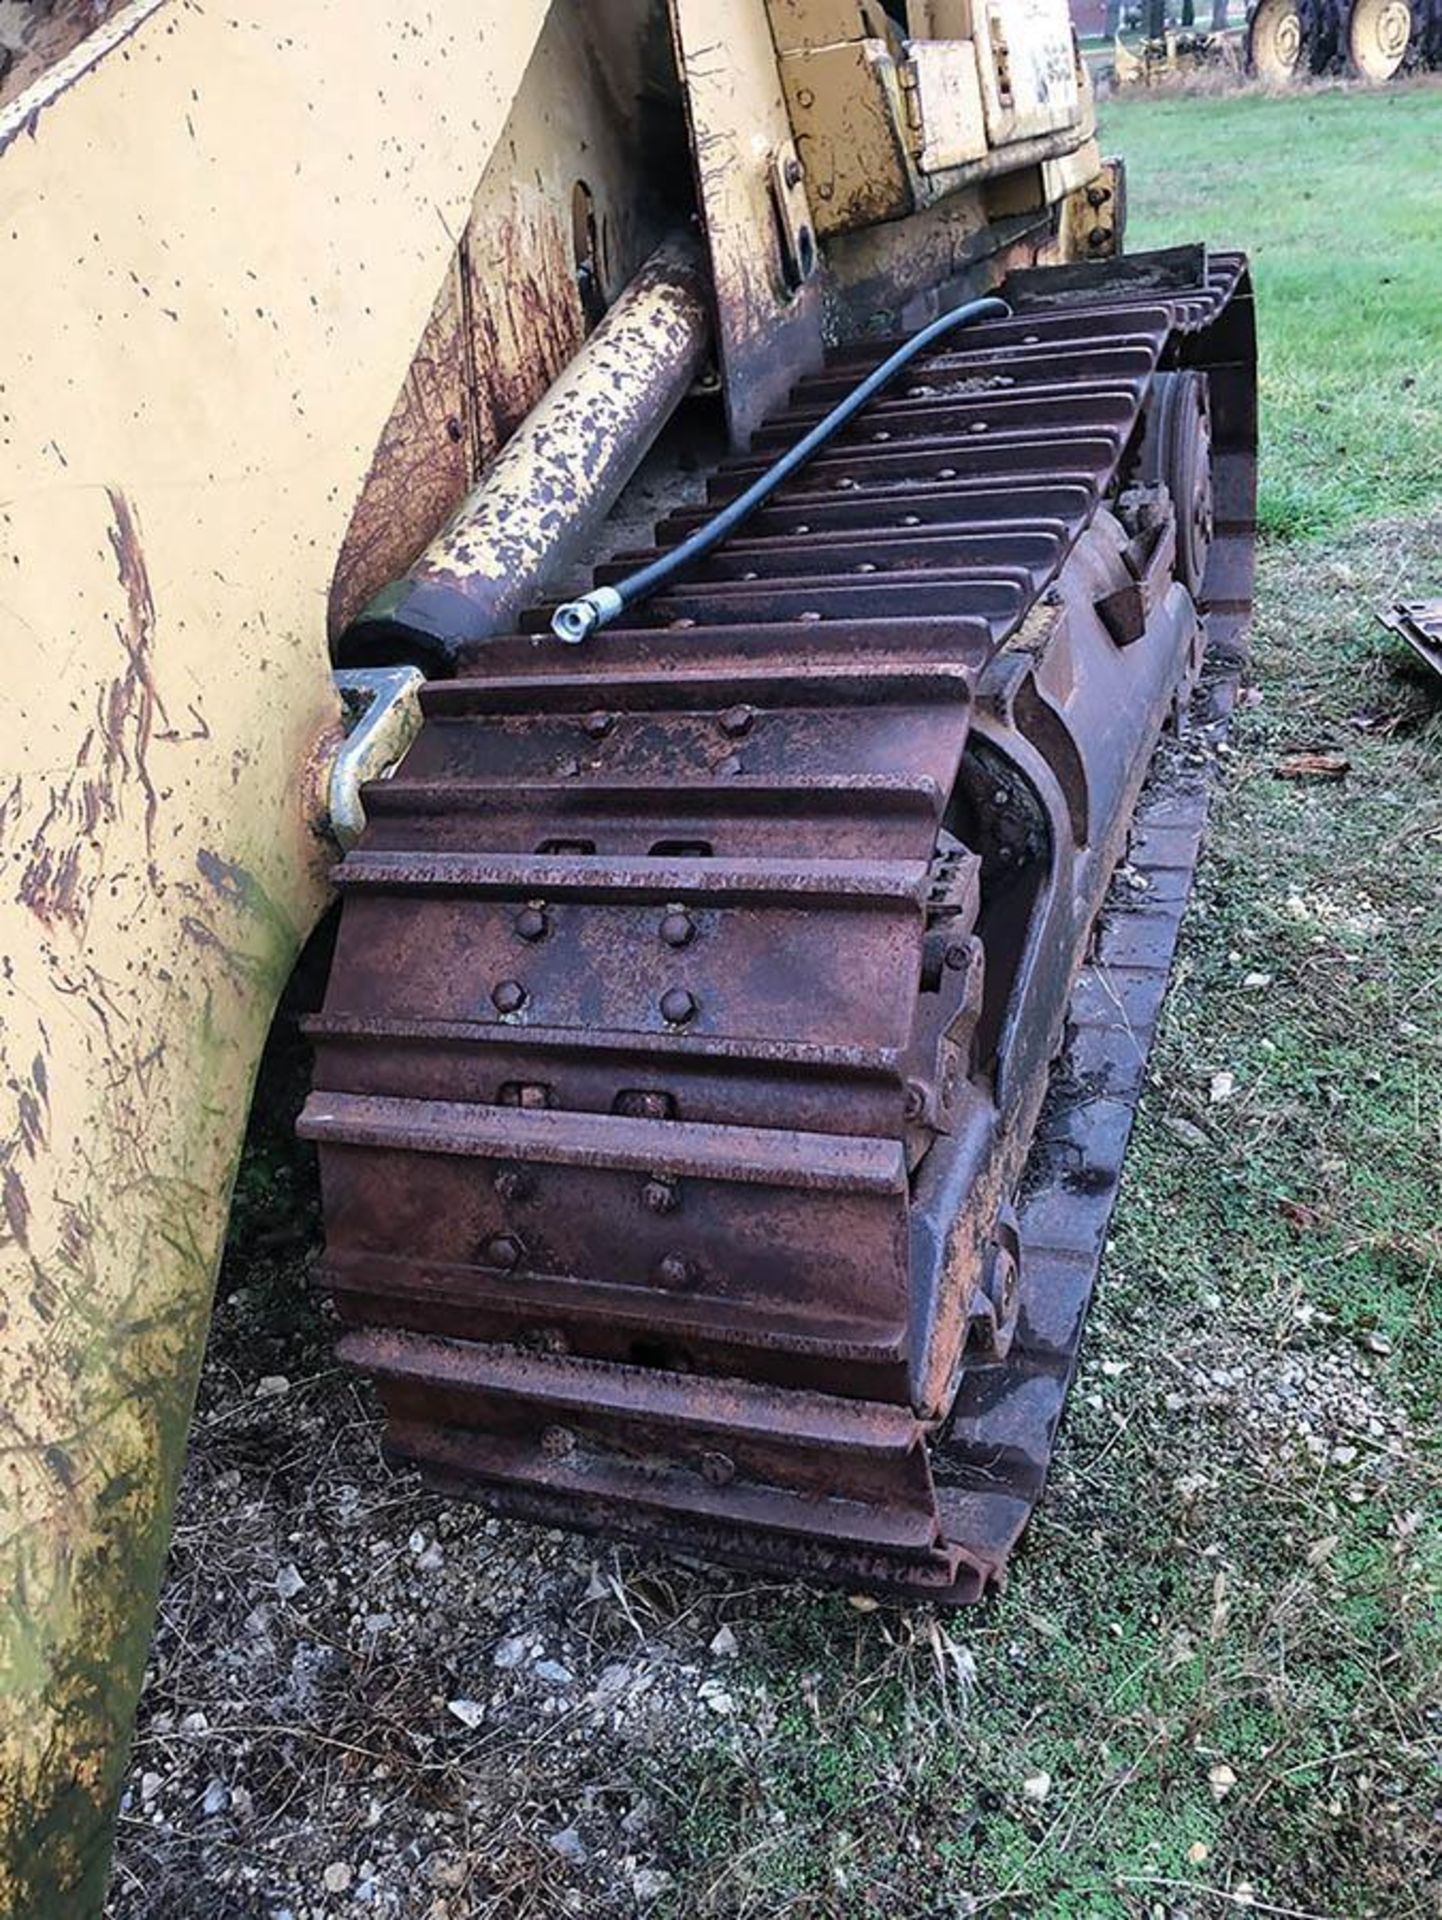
[765,0,1092,240]
[343,235,713,669]
[328,0,686,636]
[303,249,1257,1603]
[1380,599,1442,679]
[0,0,132,112]
[668,0,826,444]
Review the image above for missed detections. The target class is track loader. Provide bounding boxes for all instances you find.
[0,2,1254,1911]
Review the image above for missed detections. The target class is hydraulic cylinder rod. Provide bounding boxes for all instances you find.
[342,232,713,673]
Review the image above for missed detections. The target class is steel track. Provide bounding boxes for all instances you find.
[300,250,1257,1602]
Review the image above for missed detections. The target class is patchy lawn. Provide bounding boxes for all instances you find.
[108,83,1442,1920]
[1111,81,1442,541]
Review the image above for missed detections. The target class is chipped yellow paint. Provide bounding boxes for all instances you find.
[0,2,551,1910]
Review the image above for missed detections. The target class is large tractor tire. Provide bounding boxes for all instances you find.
[1346,0,1415,75]
[1246,0,1310,75]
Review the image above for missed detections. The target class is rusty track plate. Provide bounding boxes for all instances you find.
[301,249,1257,1602]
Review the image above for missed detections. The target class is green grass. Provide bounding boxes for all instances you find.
[643,86,1442,1920]
[1103,83,1442,540]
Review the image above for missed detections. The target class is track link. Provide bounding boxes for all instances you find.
[301,250,1257,1602]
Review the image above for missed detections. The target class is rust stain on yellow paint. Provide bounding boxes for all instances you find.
[0,2,553,1911]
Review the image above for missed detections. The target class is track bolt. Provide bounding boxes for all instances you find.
[656,1252,697,1289]
[901,514,921,527]
[541,1425,575,1458]
[718,703,755,738]
[583,710,614,740]
[493,1166,533,1204]
[660,987,698,1026]
[642,1177,679,1216]
[938,467,958,480]
[943,940,970,972]
[660,909,695,949]
[1087,184,1110,208]
[798,610,822,623]
[1088,226,1110,250]
[784,155,804,189]
[514,904,549,942]
[485,1232,524,1271]
[903,1081,928,1123]
[701,1451,735,1487]
[492,979,528,1015]
[669,616,696,630]
[856,562,877,573]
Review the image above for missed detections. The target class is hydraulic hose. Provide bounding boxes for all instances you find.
[550,293,1013,643]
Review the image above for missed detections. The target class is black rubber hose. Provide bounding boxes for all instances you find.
[550,292,1012,642]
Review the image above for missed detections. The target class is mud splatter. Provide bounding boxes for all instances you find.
[17,487,168,934]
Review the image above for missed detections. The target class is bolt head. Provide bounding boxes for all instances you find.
[642,1177,679,1216]
[701,1451,735,1487]
[718,703,755,738]
[990,1248,1018,1314]
[783,155,804,189]
[660,909,695,949]
[618,1089,671,1120]
[540,1425,575,1459]
[514,905,548,942]
[943,940,970,972]
[492,979,527,1015]
[494,1167,533,1204]
[903,1081,927,1122]
[484,1232,524,1271]
[660,987,698,1027]
[583,709,614,740]
[656,1253,696,1289]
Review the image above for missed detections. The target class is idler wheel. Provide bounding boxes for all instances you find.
[967,1206,1023,1361]
[1137,370,1214,600]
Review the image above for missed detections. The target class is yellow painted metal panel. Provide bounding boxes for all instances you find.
[0,2,550,1909]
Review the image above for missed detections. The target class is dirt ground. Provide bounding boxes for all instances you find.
[105,88,1442,1920]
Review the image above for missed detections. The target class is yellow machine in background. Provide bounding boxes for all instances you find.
[1,2,1177,1911]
